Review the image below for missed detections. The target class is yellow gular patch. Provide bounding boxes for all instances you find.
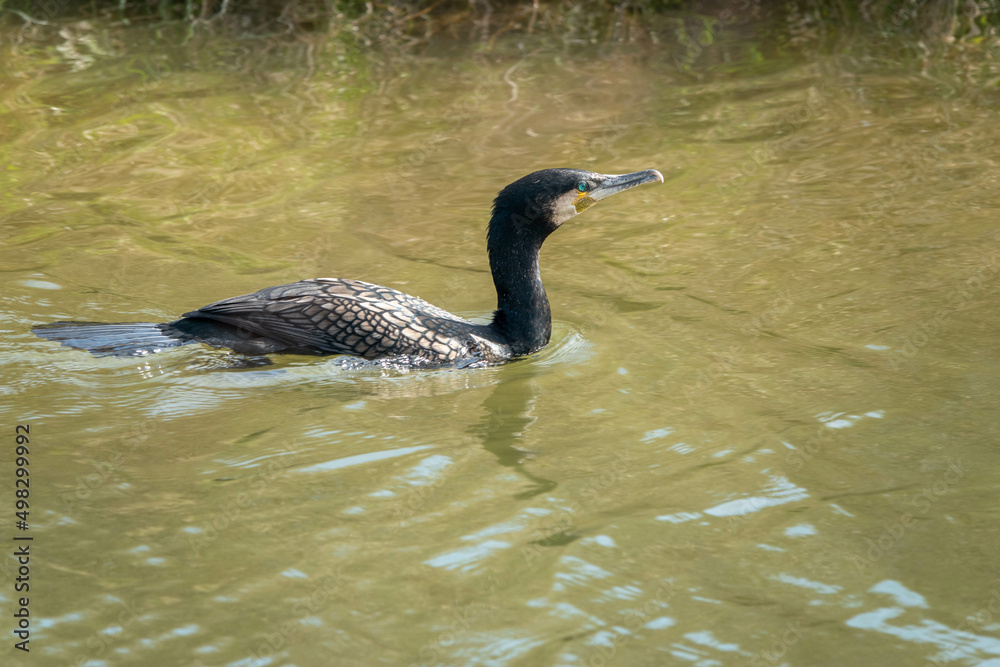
[574,193,597,213]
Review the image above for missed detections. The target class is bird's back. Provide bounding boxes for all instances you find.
[184,278,508,363]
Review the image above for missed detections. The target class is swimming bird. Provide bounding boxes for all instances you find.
[33,168,662,366]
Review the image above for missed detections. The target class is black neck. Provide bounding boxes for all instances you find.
[486,212,552,355]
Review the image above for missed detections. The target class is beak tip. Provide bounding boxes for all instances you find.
[650,169,664,184]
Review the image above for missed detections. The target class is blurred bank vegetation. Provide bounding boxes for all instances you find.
[1,0,999,48]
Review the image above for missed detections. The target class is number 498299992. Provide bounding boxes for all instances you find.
[15,425,29,528]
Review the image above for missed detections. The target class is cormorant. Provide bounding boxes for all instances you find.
[33,168,663,366]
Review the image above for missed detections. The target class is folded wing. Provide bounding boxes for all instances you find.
[183,279,475,360]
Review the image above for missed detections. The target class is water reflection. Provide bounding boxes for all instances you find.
[4,15,1000,667]
[472,370,559,499]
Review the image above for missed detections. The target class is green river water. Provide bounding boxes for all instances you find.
[1,12,1000,667]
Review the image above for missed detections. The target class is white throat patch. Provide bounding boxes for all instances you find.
[550,190,587,227]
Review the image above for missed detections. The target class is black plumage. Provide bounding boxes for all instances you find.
[33,168,662,366]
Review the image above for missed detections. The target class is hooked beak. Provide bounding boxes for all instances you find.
[591,169,664,201]
[573,168,663,214]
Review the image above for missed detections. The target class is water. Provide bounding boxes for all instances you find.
[2,15,1000,667]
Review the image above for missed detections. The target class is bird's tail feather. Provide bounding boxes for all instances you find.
[32,322,190,357]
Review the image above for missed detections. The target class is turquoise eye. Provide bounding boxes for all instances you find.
[576,181,588,192]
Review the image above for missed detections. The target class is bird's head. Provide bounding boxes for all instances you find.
[490,167,664,241]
